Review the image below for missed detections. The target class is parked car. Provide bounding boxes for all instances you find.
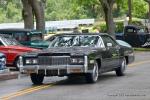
[116,40,132,48]
[19,33,134,84]
[0,28,49,49]
[116,25,150,47]
[0,52,6,70]
[0,34,38,69]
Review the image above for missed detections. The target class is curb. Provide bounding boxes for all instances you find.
[0,69,19,81]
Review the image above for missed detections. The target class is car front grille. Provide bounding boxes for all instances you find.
[38,56,70,65]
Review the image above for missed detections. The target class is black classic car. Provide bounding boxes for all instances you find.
[19,33,134,84]
[117,25,150,47]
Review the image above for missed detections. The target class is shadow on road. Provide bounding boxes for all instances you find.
[53,73,120,85]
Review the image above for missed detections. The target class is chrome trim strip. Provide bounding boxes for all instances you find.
[84,56,88,72]
[22,65,84,70]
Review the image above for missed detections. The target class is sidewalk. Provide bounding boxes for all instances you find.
[0,69,19,81]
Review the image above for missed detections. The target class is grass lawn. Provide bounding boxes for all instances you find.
[134,48,150,51]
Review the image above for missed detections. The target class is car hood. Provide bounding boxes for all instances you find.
[8,45,38,51]
[30,40,49,46]
[21,40,49,49]
[26,47,100,56]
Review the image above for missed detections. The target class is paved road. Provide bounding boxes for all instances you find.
[0,52,150,100]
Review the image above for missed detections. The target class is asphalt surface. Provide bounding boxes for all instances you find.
[0,51,150,100]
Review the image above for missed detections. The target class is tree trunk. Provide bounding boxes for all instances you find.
[148,2,150,21]
[29,0,45,31]
[21,0,34,29]
[99,0,115,39]
[128,0,132,23]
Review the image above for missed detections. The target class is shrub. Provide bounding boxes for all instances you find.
[99,23,107,33]
[115,21,124,33]
[95,19,143,33]
[130,20,143,26]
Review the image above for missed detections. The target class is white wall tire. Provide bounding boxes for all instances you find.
[85,61,99,83]
[116,57,127,76]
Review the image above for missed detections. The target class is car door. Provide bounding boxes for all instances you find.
[101,35,120,69]
[0,40,11,64]
[0,38,18,65]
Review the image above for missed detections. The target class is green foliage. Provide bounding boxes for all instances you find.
[99,23,107,33]
[130,20,143,26]
[0,0,22,23]
[0,0,149,23]
[45,0,88,20]
[132,0,148,18]
[115,21,124,33]
[114,0,148,18]
[0,8,6,22]
[97,22,123,33]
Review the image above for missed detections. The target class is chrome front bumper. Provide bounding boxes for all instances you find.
[20,65,87,76]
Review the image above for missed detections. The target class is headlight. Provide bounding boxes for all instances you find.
[26,59,31,64]
[25,58,38,64]
[71,57,84,64]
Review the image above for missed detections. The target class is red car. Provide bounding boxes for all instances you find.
[0,35,38,69]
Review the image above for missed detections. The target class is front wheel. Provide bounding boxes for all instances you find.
[85,61,99,83]
[115,57,127,76]
[30,73,44,85]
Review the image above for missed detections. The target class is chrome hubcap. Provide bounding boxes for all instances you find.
[16,59,20,68]
[121,59,127,72]
[93,63,98,82]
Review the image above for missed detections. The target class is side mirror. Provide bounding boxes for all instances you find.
[107,43,112,47]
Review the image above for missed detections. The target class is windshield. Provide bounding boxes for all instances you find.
[13,32,29,42]
[2,36,21,46]
[49,35,99,48]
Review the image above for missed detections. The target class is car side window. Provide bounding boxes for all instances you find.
[101,35,118,47]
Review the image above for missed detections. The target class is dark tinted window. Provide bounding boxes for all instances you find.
[13,32,28,42]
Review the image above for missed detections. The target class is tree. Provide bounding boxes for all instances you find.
[99,0,115,38]
[74,0,115,38]
[22,0,34,29]
[128,0,132,23]
[144,0,150,20]
[21,0,45,31]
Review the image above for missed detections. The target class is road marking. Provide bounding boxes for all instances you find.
[0,85,47,98]
[0,84,53,100]
[0,60,150,100]
[129,60,150,67]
